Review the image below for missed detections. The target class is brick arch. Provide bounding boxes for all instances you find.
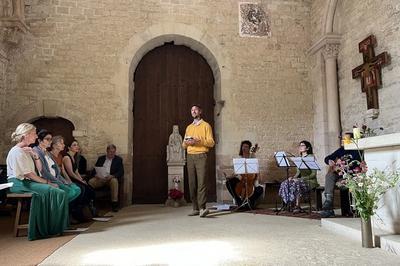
[5,99,87,137]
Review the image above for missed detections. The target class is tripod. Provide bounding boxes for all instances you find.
[275,166,293,214]
[287,155,321,215]
[231,158,259,212]
[273,151,295,214]
[232,174,255,212]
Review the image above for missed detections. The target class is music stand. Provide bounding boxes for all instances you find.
[274,151,295,214]
[290,156,321,214]
[231,158,259,211]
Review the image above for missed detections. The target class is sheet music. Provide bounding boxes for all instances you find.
[302,156,321,170]
[233,158,259,174]
[290,157,306,169]
[290,156,320,170]
[94,167,108,179]
[233,158,246,174]
[274,151,291,167]
[245,158,259,173]
[0,182,13,190]
[92,217,111,222]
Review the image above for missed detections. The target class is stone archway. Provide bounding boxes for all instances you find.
[113,22,230,205]
[5,99,87,135]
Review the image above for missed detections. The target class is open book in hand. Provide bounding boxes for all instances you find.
[94,166,108,179]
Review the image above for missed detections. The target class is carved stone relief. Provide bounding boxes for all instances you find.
[0,0,14,17]
[0,0,28,45]
[239,2,271,38]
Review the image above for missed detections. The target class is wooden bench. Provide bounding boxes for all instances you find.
[7,193,33,237]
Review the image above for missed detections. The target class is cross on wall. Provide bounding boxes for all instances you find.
[351,35,390,112]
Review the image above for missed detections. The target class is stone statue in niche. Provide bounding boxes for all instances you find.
[166,125,185,164]
[239,2,271,38]
[1,0,14,17]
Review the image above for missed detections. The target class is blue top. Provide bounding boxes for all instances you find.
[324,146,362,165]
[33,146,68,185]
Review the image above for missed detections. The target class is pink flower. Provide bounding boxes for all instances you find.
[360,161,368,173]
[169,188,184,200]
[353,167,361,173]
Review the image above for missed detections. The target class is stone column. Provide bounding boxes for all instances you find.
[323,43,341,151]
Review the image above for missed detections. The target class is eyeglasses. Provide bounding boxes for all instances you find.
[299,144,306,147]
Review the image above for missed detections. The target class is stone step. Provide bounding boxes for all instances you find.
[321,218,400,255]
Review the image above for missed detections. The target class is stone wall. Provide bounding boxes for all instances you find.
[309,0,400,185]
[0,0,313,203]
[335,0,400,134]
[0,45,7,126]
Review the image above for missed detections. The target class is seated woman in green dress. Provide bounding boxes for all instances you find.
[278,140,319,213]
[6,123,69,240]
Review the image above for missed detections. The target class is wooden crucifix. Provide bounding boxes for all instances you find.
[352,35,390,111]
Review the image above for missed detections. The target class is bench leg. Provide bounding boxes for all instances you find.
[14,199,22,237]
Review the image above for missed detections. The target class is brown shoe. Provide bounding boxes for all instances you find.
[188,210,200,216]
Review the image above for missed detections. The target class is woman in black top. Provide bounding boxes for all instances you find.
[63,139,96,219]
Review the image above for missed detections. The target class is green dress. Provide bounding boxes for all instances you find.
[7,146,69,240]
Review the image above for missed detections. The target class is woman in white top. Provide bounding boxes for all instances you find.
[6,123,69,240]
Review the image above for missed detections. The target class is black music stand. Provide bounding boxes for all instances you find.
[274,151,295,214]
[231,158,259,212]
[290,156,321,215]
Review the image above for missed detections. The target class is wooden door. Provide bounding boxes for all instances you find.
[133,44,216,204]
[31,117,75,146]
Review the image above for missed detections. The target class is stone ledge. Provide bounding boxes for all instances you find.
[321,218,400,255]
[344,133,400,150]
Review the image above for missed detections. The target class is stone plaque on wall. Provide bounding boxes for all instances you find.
[239,2,271,38]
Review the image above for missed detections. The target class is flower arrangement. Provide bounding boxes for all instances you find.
[168,188,184,200]
[336,139,400,221]
[353,123,384,139]
[169,176,184,200]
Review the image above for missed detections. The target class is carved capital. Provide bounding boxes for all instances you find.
[365,108,379,119]
[323,43,340,59]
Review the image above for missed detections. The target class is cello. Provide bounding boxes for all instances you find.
[235,144,259,200]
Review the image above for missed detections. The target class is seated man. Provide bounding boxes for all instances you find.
[89,144,124,212]
[320,133,361,218]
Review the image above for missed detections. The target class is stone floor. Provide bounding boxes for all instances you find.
[322,218,400,255]
[40,205,400,266]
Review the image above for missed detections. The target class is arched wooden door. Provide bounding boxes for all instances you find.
[31,117,75,146]
[133,43,216,204]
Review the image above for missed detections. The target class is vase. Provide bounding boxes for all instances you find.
[361,217,374,248]
[353,127,362,139]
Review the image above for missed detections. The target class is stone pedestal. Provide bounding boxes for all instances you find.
[345,133,400,234]
[165,125,186,207]
[165,163,187,207]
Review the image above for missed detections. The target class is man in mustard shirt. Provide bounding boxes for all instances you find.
[183,104,215,217]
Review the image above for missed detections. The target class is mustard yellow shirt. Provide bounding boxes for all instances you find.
[183,119,215,154]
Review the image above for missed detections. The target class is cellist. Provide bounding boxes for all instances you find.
[225,140,264,209]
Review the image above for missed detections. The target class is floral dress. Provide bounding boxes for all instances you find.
[278,154,318,204]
